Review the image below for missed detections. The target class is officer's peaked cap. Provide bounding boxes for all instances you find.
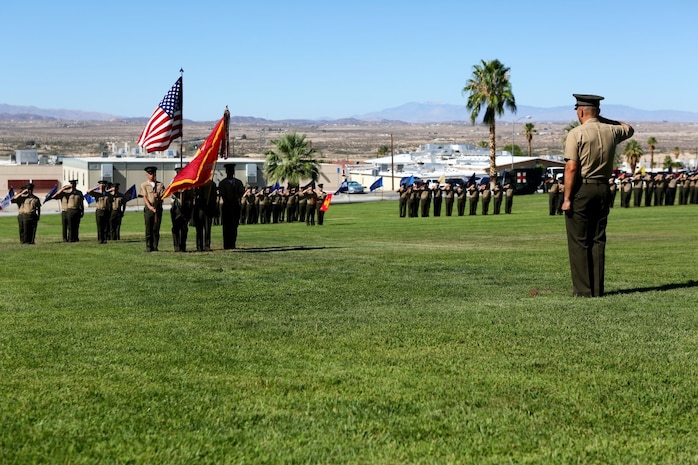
[573,94,604,109]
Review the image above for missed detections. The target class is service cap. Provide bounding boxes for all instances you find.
[224,163,236,171]
[98,179,109,185]
[573,94,604,109]
[22,183,34,190]
[69,179,78,184]
[144,166,157,174]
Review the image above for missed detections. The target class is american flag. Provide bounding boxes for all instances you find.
[137,76,183,153]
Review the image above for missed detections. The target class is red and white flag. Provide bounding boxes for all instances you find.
[137,76,183,153]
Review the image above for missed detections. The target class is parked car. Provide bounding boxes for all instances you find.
[346,181,365,194]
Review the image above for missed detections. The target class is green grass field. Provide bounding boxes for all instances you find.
[1,194,697,464]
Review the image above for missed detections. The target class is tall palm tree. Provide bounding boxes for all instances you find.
[524,122,536,157]
[647,137,657,168]
[623,139,643,174]
[462,59,516,187]
[264,132,319,187]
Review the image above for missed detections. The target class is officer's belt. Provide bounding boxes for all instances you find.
[581,178,606,185]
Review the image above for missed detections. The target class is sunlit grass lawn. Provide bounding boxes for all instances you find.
[1,194,697,464]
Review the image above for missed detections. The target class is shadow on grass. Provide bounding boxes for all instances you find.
[607,280,698,296]
[238,246,341,253]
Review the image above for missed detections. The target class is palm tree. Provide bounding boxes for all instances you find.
[673,146,681,160]
[623,140,643,174]
[647,137,657,168]
[263,132,320,187]
[524,122,536,157]
[562,121,580,148]
[462,59,516,187]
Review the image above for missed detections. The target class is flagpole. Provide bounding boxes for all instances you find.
[223,106,230,159]
[390,133,394,191]
[179,68,184,168]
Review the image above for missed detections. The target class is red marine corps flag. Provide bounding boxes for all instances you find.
[162,108,230,199]
[319,193,333,212]
[137,74,183,153]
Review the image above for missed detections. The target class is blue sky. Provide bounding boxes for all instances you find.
[2,0,696,121]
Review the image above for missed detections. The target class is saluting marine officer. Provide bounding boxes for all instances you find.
[53,179,84,242]
[12,183,41,244]
[109,183,126,240]
[140,166,165,252]
[88,180,113,244]
[562,94,634,297]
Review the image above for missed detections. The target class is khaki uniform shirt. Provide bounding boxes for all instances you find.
[93,191,112,211]
[56,189,83,210]
[112,194,126,213]
[564,118,634,180]
[621,179,632,193]
[15,194,41,215]
[140,181,165,208]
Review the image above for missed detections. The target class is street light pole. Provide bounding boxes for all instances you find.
[390,133,394,191]
[511,115,532,171]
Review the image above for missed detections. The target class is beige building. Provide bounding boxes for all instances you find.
[0,163,62,194]
[1,156,349,214]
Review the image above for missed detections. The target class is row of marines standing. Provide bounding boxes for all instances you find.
[239,184,329,225]
[397,180,516,217]
[547,171,698,215]
[615,171,698,207]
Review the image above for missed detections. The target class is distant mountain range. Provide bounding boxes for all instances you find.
[2,102,698,124]
[356,102,698,124]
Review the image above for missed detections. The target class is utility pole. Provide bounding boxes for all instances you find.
[390,133,394,191]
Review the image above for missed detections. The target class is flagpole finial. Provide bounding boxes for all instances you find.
[180,68,184,74]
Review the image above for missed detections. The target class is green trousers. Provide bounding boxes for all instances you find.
[564,183,610,297]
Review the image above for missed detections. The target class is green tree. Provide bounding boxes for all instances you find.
[524,122,536,157]
[663,155,674,170]
[623,140,643,174]
[263,132,320,187]
[377,145,389,157]
[647,137,657,168]
[502,143,525,156]
[562,121,580,147]
[462,59,516,187]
